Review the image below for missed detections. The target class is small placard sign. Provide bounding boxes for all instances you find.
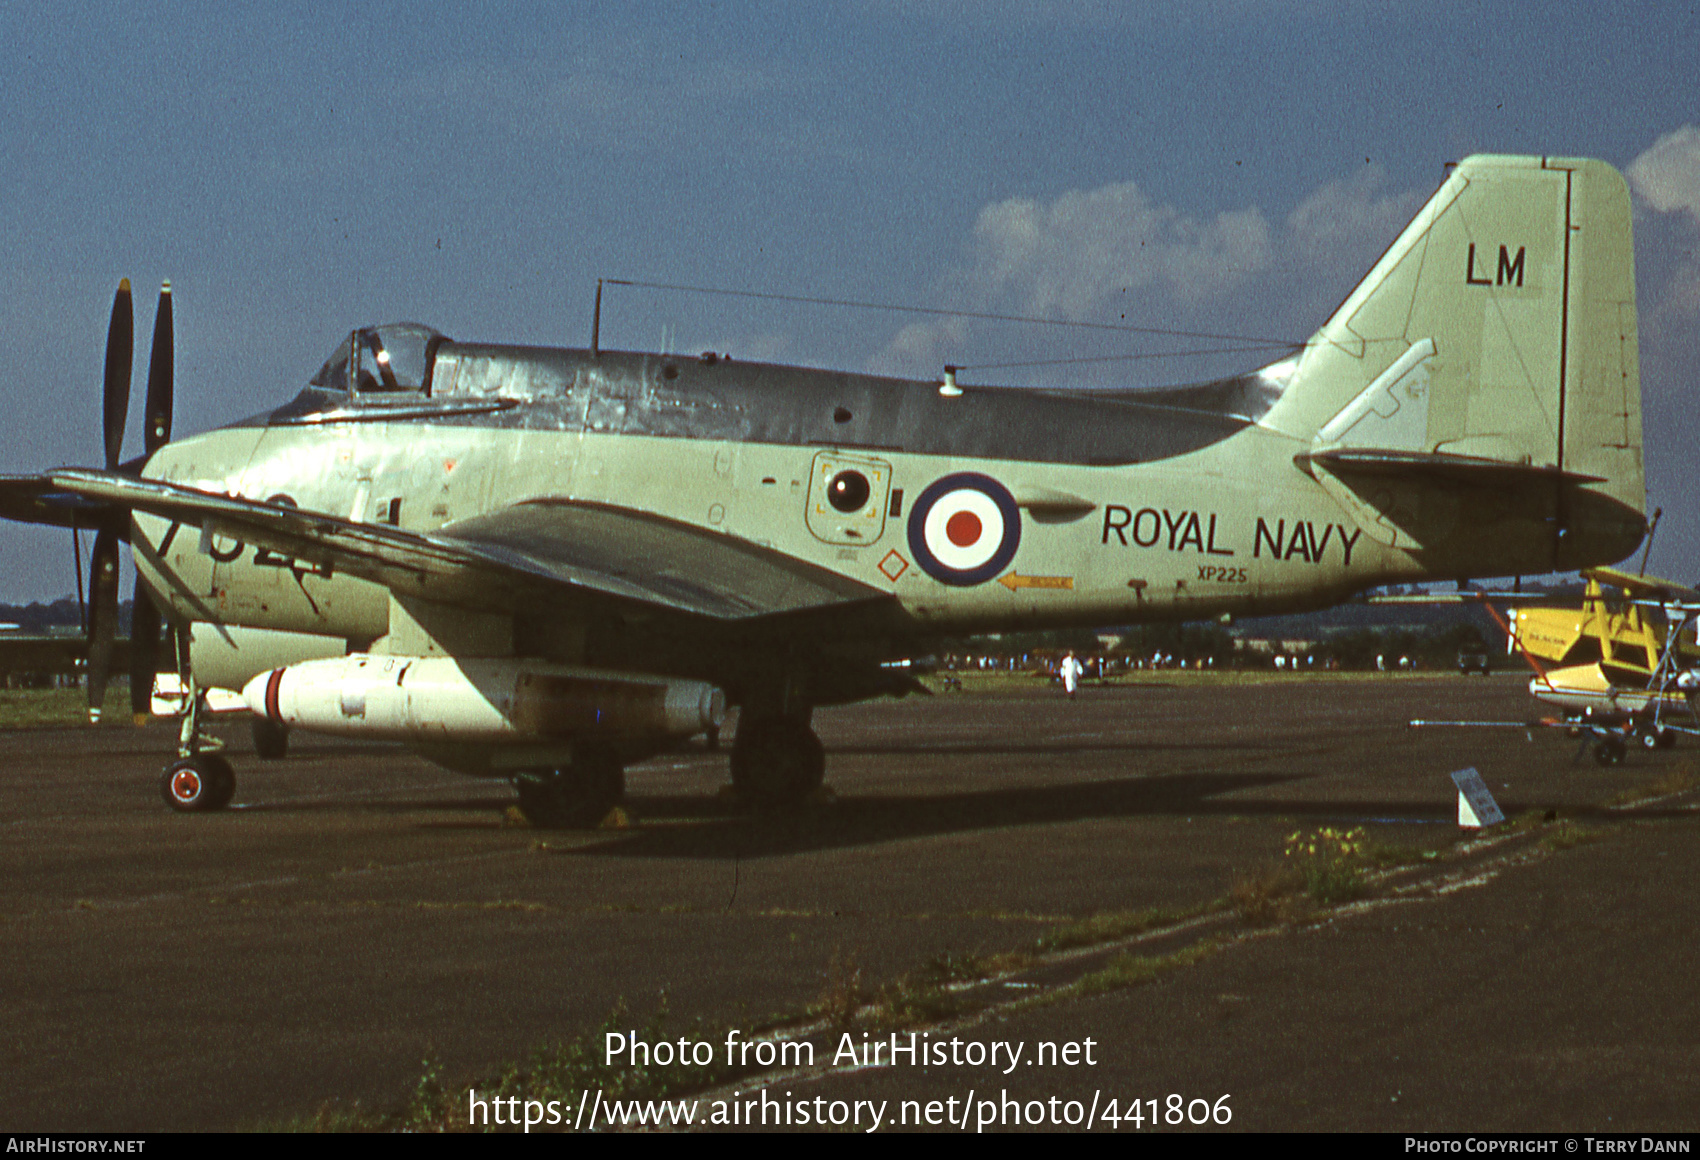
[1450,766,1505,828]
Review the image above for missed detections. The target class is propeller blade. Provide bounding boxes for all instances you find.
[103,280,133,470]
[85,528,121,723]
[143,282,173,454]
[129,579,162,723]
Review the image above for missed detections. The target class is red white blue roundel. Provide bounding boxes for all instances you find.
[907,473,1021,586]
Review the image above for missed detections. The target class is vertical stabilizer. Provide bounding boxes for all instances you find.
[1266,155,1644,566]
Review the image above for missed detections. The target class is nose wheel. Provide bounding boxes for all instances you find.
[160,755,236,811]
[159,675,235,812]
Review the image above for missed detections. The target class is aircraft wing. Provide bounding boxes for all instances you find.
[49,469,889,624]
[1583,566,1700,605]
[0,473,120,530]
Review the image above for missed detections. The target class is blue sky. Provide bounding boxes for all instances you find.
[2,1,1698,599]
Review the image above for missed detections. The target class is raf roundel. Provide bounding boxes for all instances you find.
[906,473,1022,586]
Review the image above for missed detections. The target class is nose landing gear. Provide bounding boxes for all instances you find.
[160,676,235,812]
[161,754,235,811]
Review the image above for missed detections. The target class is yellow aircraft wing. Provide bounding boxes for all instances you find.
[1582,566,1700,604]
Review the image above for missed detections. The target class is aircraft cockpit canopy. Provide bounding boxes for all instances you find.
[310,323,450,395]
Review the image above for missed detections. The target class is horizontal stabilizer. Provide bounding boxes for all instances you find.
[1298,448,1605,487]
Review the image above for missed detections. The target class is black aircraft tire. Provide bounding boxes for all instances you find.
[204,755,236,809]
[1640,728,1662,751]
[252,717,290,761]
[161,756,236,812]
[515,755,624,829]
[730,718,825,807]
[1658,730,1678,749]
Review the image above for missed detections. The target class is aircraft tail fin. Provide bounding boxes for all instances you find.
[1264,155,1644,569]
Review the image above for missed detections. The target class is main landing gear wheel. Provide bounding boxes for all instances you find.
[160,754,235,812]
[730,716,825,808]
[251,717,289,760]
[1593,737,1627,766]
[514,750,624,829]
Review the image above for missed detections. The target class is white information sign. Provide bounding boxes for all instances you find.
[1450,766,1505,828]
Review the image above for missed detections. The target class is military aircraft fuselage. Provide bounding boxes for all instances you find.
[132,333,1642,708]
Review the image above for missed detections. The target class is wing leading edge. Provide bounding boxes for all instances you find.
[0,473,123,530]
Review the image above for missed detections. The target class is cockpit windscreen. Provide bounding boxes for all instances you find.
[310,323,448,393]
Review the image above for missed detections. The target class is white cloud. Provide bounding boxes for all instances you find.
[954,181,1275,323]
[1628,126,1700,337]
[1284,164,1423,264]
[1628,125,1700,224]
[868,162,1425,377]
[865,181,1274,376]
[870,317,969,376]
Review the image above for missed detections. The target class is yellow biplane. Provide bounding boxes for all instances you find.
[1412,568,1700,764]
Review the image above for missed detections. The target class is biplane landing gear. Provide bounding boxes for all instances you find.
[1593,737,1627,766]
[514,747,624,829]
[730,712,825,808]
[160,754,235,812]
[1637,726,1677,750]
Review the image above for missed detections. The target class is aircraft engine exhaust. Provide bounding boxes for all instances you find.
[243,656,726,743]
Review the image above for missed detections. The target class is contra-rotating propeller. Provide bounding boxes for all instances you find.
[83,278,173,724]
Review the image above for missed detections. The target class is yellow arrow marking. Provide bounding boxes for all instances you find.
[998,572,1074,591]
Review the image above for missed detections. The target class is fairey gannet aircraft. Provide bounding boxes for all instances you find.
[0,154,1648,825]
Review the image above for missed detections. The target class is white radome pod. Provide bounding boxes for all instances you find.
[244,655,725,743]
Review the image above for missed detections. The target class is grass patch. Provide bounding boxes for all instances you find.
[1230,863,1310,925]
[0,689,89,729]
[922,669,1456,695]
[1073,952,1161,995]
[1539,821,1602,851]
[812,947,864,1030]
[286,997,752,1132]
[812,949,1005,1033]
[1608,770,1700,808]
[1233,827,1386,924]
[1022,940,1223,1009]
[1506,808,1559,833]
[1035,906,1197,953]
[1358,839,1445,868]
[862,973,968,1032]
[919,949,996,984]
[1283,827,1372,904]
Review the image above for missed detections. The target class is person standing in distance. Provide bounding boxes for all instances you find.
[1060,651,1084,699]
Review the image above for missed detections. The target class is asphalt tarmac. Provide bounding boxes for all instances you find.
[3,675,1696,1133]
